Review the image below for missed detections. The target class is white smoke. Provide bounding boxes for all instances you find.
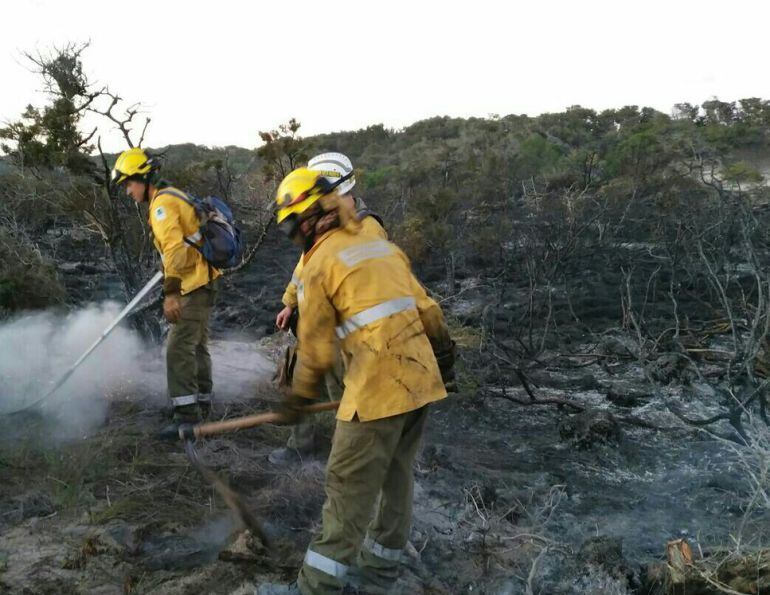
[0,302,146,441]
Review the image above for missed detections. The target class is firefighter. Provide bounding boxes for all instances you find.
[270,152,387,466]
[258,167,455,594]
[112,148,220,427]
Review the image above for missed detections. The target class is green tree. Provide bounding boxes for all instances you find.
[0,43,97,175]
[0,43,165,337]
[256,118,307,184]
[723,161,763,190]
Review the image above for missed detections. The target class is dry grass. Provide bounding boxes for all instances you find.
[450,482,573,592]
[0,399,236,531]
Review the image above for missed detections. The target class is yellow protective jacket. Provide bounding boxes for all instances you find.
[292,220,451,421]
[282,209,387,308]
[149,186,221,295]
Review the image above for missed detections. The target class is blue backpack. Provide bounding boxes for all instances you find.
[161,189,243,269]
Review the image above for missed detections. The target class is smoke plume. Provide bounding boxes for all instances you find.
[0,302,145,442]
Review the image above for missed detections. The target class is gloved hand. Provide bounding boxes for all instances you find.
[275,393,309,426]
[434,340,456,385]
[164,293,182,323]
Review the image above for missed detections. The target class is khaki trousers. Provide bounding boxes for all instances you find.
[166,282,217,405]
[297,406,428,594]
[287,355,344,451]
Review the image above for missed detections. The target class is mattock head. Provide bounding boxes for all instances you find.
[157,422,197,442]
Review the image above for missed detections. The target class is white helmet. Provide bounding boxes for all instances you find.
[308,152,356,195]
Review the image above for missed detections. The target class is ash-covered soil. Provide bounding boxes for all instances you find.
[1,330,766,594]
[2,229,769,594]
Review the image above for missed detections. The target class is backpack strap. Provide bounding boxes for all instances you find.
[356,207,385,230]
[155,189,204,247]
[156,188,195,208]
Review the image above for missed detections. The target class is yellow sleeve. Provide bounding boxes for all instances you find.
[150,195,190,294]
[281,258,303,308]
[395,246,451,350]
[291,267,339,399]
[412,276,452,351]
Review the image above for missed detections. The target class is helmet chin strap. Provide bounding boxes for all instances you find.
[301,208,342,252]
[300,209,321,251]
[141,161,159,203]
[142,172,160,203]
[302,233,315,252]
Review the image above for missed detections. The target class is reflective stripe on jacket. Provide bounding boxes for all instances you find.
[292,221,450,421]
[281,201,387,308]
[149,186,221,295]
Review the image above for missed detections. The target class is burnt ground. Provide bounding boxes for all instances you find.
[1,328,768,594]
[2,229,770,593]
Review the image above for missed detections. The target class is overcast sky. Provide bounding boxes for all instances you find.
[2,0,769,152]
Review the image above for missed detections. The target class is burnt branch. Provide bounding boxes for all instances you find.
[484,389,678,432]
[88,93,148,148]
[226,217,274,274]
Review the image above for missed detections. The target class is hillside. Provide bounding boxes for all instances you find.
[4,97,770,593]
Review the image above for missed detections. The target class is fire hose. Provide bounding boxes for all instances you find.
[1,271,163,417]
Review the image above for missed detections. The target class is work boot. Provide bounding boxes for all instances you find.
[255,581,300,594]
[272,421,318,466]
[353,569,396,594]
[173,403,202,424]
[159,404,201,439]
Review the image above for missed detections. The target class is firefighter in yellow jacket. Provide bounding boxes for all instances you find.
[258,168,455,595]
[275,152,387,331]
[112,148,220,426]
[270,152,388,466]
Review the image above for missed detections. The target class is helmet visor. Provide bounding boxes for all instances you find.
[278,214,301,239]
[111,168,126,185]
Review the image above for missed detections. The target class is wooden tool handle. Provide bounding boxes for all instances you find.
[193,400,340,439]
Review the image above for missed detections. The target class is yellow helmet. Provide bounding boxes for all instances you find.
[274,167,352,238]
[111,147,158,185]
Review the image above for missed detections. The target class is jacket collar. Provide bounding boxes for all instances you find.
[303,228,339,264]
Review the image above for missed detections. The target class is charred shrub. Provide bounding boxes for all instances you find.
[0,225,65,314]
